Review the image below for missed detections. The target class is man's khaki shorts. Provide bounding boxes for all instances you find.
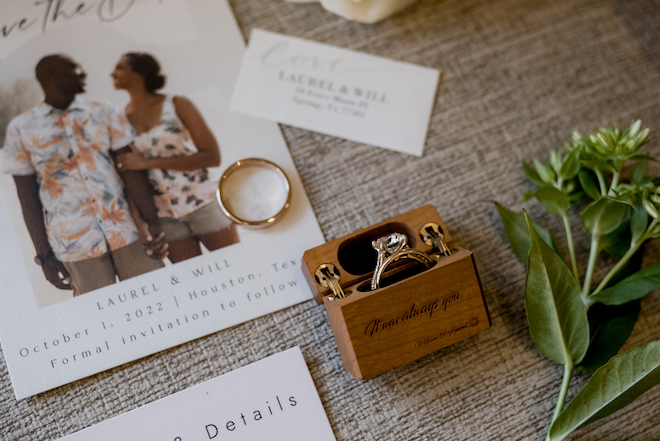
[159,201,234,242]
[63,240,164,296]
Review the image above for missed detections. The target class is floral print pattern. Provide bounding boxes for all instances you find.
[131,96,217,219]
[3,99,139,262]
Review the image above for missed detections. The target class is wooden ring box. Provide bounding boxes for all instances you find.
[302,205,491,380]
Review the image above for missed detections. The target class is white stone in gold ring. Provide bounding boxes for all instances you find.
[370,233,434,291]
[372,233,407,277]
[216,158,291,229]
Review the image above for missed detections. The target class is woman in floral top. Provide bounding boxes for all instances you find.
[111,53,239,262]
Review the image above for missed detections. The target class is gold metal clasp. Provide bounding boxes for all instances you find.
[420,222,452,257]
[314,263,348,300]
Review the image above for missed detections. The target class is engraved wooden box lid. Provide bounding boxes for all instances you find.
[301,205,491,380]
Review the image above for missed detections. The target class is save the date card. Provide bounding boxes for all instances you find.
[230,29,440,156]
[0,0,324,399]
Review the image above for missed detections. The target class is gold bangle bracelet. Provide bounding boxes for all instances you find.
[216,158,292,229]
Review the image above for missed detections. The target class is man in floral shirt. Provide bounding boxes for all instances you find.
[3,54,166,295]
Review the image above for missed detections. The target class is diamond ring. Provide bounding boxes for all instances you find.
[370,233,434,290]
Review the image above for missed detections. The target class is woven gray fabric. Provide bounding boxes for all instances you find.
[2,0,660,439]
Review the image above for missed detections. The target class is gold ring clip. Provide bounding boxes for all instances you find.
[315,263,348,301]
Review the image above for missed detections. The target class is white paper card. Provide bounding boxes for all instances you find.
[58,347,337,441]
[231,29,440,156]
[0,0,324,399]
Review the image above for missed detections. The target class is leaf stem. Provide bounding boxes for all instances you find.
[582,229,600,299]
[594,168,607,195]
[590,218,658,297]
[546,363,574,441]
[561,214,580,283]
[608,171,620,196]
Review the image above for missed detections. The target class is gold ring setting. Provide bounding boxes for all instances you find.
[370,233,434,290]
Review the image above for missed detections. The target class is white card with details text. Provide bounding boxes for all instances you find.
[231,29,440,156]
[58,347,336,441]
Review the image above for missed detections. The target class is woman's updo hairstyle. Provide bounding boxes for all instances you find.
[124,52,166,93]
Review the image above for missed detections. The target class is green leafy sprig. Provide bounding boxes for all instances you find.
[495,120,660,440]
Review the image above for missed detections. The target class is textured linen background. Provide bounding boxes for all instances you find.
[2,0,660,439]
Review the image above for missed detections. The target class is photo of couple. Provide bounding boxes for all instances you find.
[2,53,240,298]
[0,0,325,399]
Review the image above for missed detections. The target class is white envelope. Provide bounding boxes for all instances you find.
[231,29,440,156]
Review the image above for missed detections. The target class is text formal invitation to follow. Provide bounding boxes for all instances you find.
[0,0,323,399]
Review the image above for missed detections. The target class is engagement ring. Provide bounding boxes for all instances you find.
[370,233,434,291]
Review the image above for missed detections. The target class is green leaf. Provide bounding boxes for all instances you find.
[567,190,585,202]
[578,300,640,372]
[629,119,641,137]
[629,153,654,162]
[492,202,562,266]
[578,170,600,200]
[525,186,571,216]
[608,248,645,287]
[600,222,631,258]
[643,199,659,219]
[600,204,632,235]
[581,198,609,234]
[524,212,589,366]
[630,159,649,184]
[589,261,660,305]
[559,150,580,180]
[534,159,556,183]
[652,223,660,238]
[631,199,649,246]
[523,160,546,186]
[581,197,632,235]
[579,249,643,371]
[580,159,617,173]
[549,340,660,441]
[549,150,562,173]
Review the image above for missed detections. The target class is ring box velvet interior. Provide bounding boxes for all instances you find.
[302,205,491,380]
